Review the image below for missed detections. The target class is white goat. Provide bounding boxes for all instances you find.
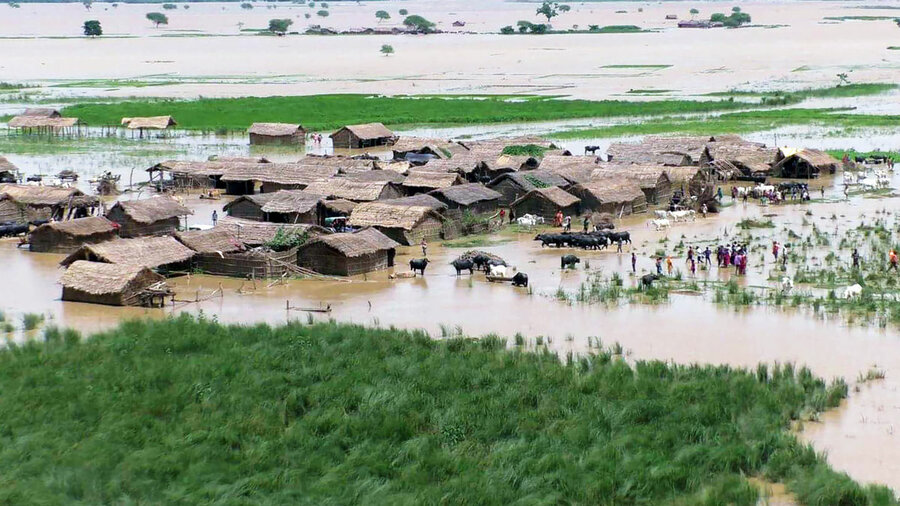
[842,283,863,300]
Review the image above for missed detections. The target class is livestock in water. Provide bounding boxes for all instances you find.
[607,231,631,245]
[0,223,28,238]
[584,145,600,155]
[409,258,430,276]
[488,264,508,278]
[780,276,794,294]
[561,254,580,269]
[451,258,475,276]
[511,272,528,287]
[842,283,863,299]
[641,273,661,289]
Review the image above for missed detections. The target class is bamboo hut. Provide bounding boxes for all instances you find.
[702,141,776,178]
[175,228,299,278]
[248,123,306,145]
[148,160,233,190]
[223,190,323,223]
[665,166,709,197]
[569,178,647,216]
[106,196,192,238]
[348,202,445,245]
[219,163,338,194]
[771,148,839,178]
[392,137,469,161]
[0,156,19,182]
[401,171,464,195]
[29,216,118,253]
[0,184,97,224]
[606,136,708,166]
[487,171,569,206]
[419,156,483,182]
[511,187,581,221]
[330,123,397,149]
[121,116,176,137]
[61,236,195,271]
[590,165,673,205]
[380,194,448,212]
[428,183,501,215]
[299,227,399,276]
[303,179,403,202]
[7,115,80,136]
[216,216,330,246]
[60,260,166,306]
[298,155,376,174]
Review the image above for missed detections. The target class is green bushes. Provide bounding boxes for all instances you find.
[501,143,548,157]
[264,226,308,251]
[711,7,752,27]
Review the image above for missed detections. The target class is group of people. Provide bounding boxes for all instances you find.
[309,133,325,145]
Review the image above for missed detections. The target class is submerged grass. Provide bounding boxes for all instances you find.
[0,315,891,504]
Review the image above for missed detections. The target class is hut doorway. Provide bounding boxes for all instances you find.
[387,249,395,267]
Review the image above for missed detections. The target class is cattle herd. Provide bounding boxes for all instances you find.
[534,230,631,250]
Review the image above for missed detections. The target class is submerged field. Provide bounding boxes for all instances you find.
[0,316,895,504]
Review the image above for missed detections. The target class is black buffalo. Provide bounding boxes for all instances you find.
[584,145,600,155]
[511,272,529,287]
[451,258,475,276]
[409,258,429,276]
[608,231,631,244]
[0,223,28,238]
[641,273,661,289]
[561,255,580,269]
[593,222,615,231]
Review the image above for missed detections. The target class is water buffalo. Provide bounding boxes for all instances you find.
[561,254,580,269]
[641,273,661,289]
[0,223,28,238]
[511,272,528,287]
[535,233,563,248]
[608,231,631,244]
[584,145,600,155]
[594,222,615,231]
[409,258,429,276]
[451,258,474,276]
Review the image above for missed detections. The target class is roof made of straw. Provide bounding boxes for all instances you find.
[175,228,244,254]
[122,116,177,130]
[380,194,448,212]
[488,170,569,190]
[429,183,501,206]
[665,166,705,184]
[513,186,581,208]
[111,196,192,224]
[538,155,600,172]
[320,199,359,215]
[402,171,463,190]
[307,227,399,257]
[209,156,270,163]
[248,122,304,136]
[590,165,671,189]
[332,122,394,140]
[303,179,395,202]
[35,216,116,237]
[217,216,330,246]
[0,184,85,206]
[220,163,338,185]
[259,190,323,214]
[60,260,162,295]
[62,236,195,269]
[346,170,407,184]
[607,136,709,166]
[705,143,776,172]
[391,137,468,158]
[420,156,481,174]
[0,156,18,173]
[23,108,60,118]
[8,116,79,129]
[373,160,411,174]
[778,148,839,167]
[151,160,232,177]
[349,202,440,230]
[298,155,376,173]
[572,178,645,203]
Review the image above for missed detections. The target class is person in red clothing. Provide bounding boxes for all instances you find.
[554,209,563,227]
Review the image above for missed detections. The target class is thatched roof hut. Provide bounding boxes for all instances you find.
[349,202,445,245]
[772,148,839,179]
[223,190,323,223]
[0,184,96,224]
[61,236,195,270]
[419,156,483,181]
[29,216,118,253]
[330,123,396,149]
[538,155,600,172]
[0,156,17,183]
[22,108,61,118]
[590,165,673,205]
[219,163,338,194]
[298,155,376,174]
[401,170,464,195]
[299,227,399,276]
[428,183,501,214]
[346,170,406,184]
[7,116,80,133]
[606,136,709,166]
[303,179,403,202]
[703,141,776,177]
[248,123,306,145]
[175,227,301,278]
[209,156,271,163]
[392,137,469,160]
[106,196,191,238]
[380,194,448,212]
[217,216,330,247]
[60,261,165,306]
[320,199,359,219]
[122,116,177,130]
[569,178,647,216]
[175,228,244,255]
[487,171,569,206]
[511,187,581,221]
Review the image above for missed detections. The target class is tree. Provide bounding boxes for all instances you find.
[689,8,699,18]
[241,2,253,9]
[162,3,176,9]
[588,24,599,32]
[268,18,293,34]
[500,25,515,34]
[307,1,314,7]
[558,4,570,12]
[530,23,548,33]
[320,2,328,7]
[146,12,168,27]
[375,10,390,22]
[317,9,328,16]
[403,14,435,33]
[398,8,407,15]
[304,13,310,18]
[536,1,558,22]
[380,44,394,56]
[732,6,741,12]
[83,19,102,37]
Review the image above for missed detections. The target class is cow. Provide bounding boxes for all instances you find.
[511,272,529,287]
[409,258,429,276]
[489,264,508,278]
[561,254,580,269]
[641,273,661,289]
[451,258,475,276]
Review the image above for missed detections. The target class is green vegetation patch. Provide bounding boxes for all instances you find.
[626,89,675,94]
[823,15,896,21]
[602,64,671,69]
[501,144,548,157]
[0,315,892,504]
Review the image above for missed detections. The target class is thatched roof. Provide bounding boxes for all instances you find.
[488,171,569,190]
[248,123,304,136]
[303,179,397,202]
[175,229,244,254]
[607,136,709,166]
[223,190,323,214]
[380,194,448,212]
[33,216,115,237]
[513,187,581,208]
[463,136,555,154]
[429,183,501,206]
[373,160,411,174]
[298,156,376,173]
[705,143,776,173]
[391,137,468,158]
[7,116,79,129]
[220,163,338,186]
[402,171,463,190]
[346,170,406,184]
[488,154,539,171]
[0,184,86,206]
[665,166,706,185]
[110,196,192,224]
[420,156,481,175]
[332,122,394,140]
[775,148,839,168]
[349,203,442,230]
[590,164,671,190]
[22,108,60,118]
[122,116,177,130]
[150,160,232,177]
[320,199,359,215]
[60,260,163,295]
[208,156,270,163]
[61,236,195,269]
[0,156,18,173]
[571,178,645,204]
[216,216,330,246]
[539,155,600,172]
[306,227,399,257]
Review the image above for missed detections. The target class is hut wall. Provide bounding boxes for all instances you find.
[267,209,319,225]
[226,200,265,221]
[512,196,579,220]
[488,179,528,206]
[261,182,304,193]
[299,244,392,276]
[377,216,444,246]
[191,247,298,278]
[29,230,117,254]
[107,210,179,238]
[0,201,52,225]
[332,131,391,149]
[61,287,125,306]
[249,132,304,146]
[225,180,255,195]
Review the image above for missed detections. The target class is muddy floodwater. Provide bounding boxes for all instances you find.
[1,176,899,490]
[1,1,899,99]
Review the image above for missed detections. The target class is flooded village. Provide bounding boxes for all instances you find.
[2,0,900,503]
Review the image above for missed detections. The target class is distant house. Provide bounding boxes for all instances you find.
[487,171,569,206]
[379,194,449,213]
[349,202,445,245]
[219,163,338,194]
[391,137,469,161]
[22,108,61,118]
[511,187,581,221]
[568,178,648,216]
[303,179,403,202]
[428,183,501,215]
[0,184,97,224]
[590,165,673,205]
[330,123,396,149]
[28,216,118,254]
[60,261,165,306]
[771,148,839,179]
[0,156,18,183]
[105,196,192,238]
[7,115,80,134]
[223,190,323,224]
[148,160,237,190]
[121,116,177,131]
[61,236,195,271]
[702,138,776,178]
[299,227,399,276]
[401,171,464,195]
[606,136,708,166]
[248,122,306,145]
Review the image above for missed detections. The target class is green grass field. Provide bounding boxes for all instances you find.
[0,316,894,504]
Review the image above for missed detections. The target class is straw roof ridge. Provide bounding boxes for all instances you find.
[349,202,442,230]
[0,184,85,206]
[61,235,195,269]
[309,227,399,257]
[175,228,244,254]
[402,171,463,189]
[303,179,396,202]
[489,170,568,190]
[379,194,448,211]
[112,196,192,224]
[429,183,501,206]
[60,260,162,295]
[0,156,19,173]
[333,122,394,140]
[513,186,581,208]
[259,190,324,213]
[8,116,79,129]
[36,216,116,237]
[209,156,271,164]
[590,164,671,189]
[220,163,338,185]
[573,178,645,202]
[345,170,406,184]
[216,216,330,246]
[122,116,176,130]
[248,122,304,136]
